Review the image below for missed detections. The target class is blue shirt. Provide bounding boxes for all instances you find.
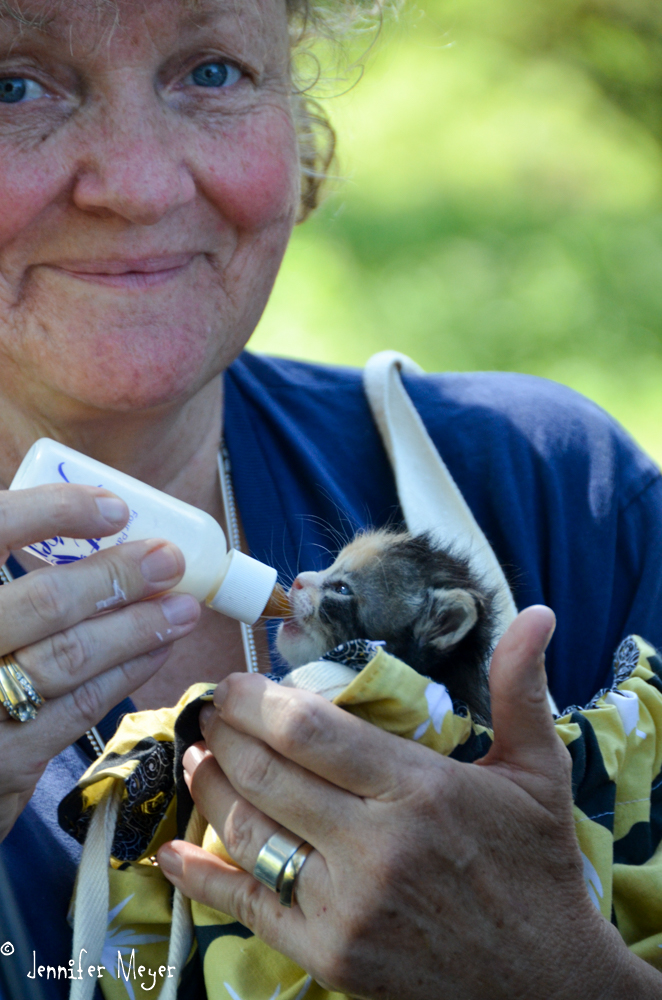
[2,352,661,999]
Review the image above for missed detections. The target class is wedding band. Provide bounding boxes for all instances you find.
[279,842,313,908]
[0,653,44,722]
[253,828,306,893]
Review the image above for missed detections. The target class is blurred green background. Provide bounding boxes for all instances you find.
[250,0,662,466]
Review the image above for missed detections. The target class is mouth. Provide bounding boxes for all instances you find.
[48,254,197,289]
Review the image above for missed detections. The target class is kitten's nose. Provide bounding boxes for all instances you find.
[290,571,321,595]
[289,572,320,617]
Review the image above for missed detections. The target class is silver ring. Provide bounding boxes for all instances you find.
[0,653,44,723]
[279,842,313,907]
[253,828,306,893]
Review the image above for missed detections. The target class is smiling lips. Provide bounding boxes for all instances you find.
[51,254,196,289]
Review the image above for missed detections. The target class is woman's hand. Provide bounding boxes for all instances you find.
[158,607,662,1000]
[0,483,200,843]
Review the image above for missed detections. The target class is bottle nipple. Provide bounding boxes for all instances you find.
[262,582,291,619]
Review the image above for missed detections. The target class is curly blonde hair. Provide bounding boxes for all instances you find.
[287,0,385,220]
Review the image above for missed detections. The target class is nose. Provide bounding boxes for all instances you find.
[72,86,196,225]
[290,572,320,593]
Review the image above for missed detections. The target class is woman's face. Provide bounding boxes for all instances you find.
[0,0,299,415]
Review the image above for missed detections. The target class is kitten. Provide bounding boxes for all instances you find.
[276,529,496,724]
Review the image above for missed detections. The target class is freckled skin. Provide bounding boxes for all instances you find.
[0,0,300,417]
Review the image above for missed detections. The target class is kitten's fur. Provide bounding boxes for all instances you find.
[276,529,496,724]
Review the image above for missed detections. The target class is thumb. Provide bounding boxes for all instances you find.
[481,606,561,781]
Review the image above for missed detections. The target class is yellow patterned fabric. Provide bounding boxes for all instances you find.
[59,635,662,999]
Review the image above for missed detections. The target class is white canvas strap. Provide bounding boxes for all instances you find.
[363,351,558,714]
[363,350,517,639]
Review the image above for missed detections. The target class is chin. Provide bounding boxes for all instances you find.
[276,621,329,668]
[20,310,239,414]
[12,269,248,414]
[51,345,211,413]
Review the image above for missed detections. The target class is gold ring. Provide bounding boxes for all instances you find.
[253,828,306,893]
[0,653,44,723]
[279,842,313,907]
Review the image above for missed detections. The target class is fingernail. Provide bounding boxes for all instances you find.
[95,495,129,527]
[161,593,199,626]
[158,845,183,878]
[183,742,209,773]
[141,543,181,584]
[199,704,215,731]
[213,680,228,710]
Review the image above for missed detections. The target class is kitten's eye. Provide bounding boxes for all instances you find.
[0,78,46,104]
[187,61,242,89]
[331,581,353,597]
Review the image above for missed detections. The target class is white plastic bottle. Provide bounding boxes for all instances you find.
[9,438,279,626]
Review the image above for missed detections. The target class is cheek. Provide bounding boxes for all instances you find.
[196,108,300,232]
[0,150,66,267]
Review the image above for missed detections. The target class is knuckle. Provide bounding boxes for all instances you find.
[222,800,261,861]
[272,695,322,757]
[406,764,448,817]
[26,572,70,626]
[45,627,88,679]
[231,877,263,931]
[232,745,279,798]
[70,676,104,728]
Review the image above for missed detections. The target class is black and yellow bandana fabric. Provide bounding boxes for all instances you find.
[59,635,662,1000]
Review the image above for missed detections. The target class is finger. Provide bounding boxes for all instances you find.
[1,645,172,775]
[208,673,430,799]
[183,743,297,874]
[0,538,185,654]
[198,713,358,846]
[479,606,570,799]
[0,483,129,560]
[182,745,322,910]
[157,841,313,965]
[13,592,200,698]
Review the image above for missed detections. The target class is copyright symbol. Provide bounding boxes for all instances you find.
[0,942,14,957]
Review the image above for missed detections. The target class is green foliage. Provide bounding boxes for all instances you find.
[251,0,662,465]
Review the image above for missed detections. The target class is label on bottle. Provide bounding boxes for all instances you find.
[24,458,140,566]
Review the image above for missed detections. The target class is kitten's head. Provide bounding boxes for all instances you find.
[276,529,495,720]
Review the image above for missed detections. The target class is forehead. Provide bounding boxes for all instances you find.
[333,532,404,573]
[0,0,278,47]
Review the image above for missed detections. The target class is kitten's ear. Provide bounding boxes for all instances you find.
[419,587,479,650]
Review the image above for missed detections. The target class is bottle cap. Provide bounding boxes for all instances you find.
[208,549,278,625]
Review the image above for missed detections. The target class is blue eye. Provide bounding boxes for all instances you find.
[189,62,241,89]
[331,581,353,597]
[0,78,45,104]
